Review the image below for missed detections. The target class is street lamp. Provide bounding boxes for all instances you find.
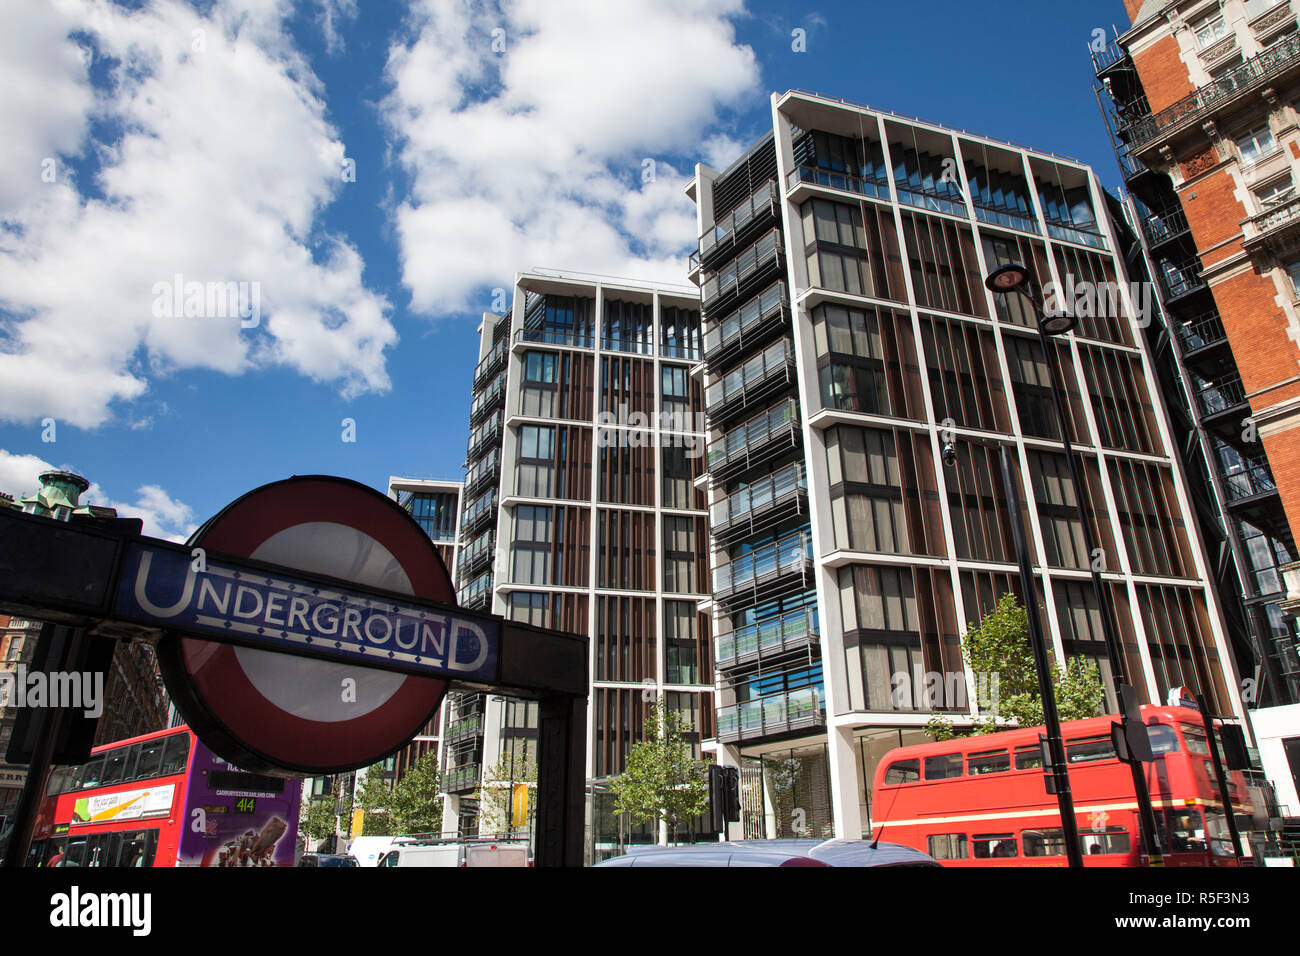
[941,433,1084,869]
[985,264,1165,866]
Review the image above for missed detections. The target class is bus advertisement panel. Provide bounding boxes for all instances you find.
[176,742,301,867]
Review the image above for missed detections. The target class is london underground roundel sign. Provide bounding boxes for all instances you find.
[156,476,455,775]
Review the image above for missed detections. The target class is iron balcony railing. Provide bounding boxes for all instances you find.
[709,460,807,543]
[1244,193,1300,248]
[1142,205,1191,247]
[460,491,497,536]
[1175,311,1228,354]
[1091,36,1129,74]
[704,338,796,421]
[445,713,484,743]
[1122,32,1300,149]
[785,163,891,202]
[706,398,800,479]
[973,202,1041,235]
[716,686,825,744]
[456,572,492,610]
[703,281,787,372]
[715,607,819,671]
[690,181,780,274]
[464,449,500,496]
[1224,459,1278,502]
[701,229,783,316]
[469,372,507,426]
[473,340,508,388]
[1159,257,1206,299]
[1197,376,1248,417]
[712,530,815,604]
[515,327,596,349]
[1116,144,1150,182]
[443,763,482,793]
[467,413,503,461]
[457,531,494,579]
[659,342,702,360]
[1044,219,1107,250]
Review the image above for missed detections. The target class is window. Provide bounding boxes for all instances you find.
[928,834,968,860]
[158,733,191,776]
[1066,734,1116,763]
[100,746,134,786]
[520,351,557,418]
[517,425,556,498]
[967,749,1010,775]
[663,517,698,594]
[1194,11,1229,49]
[824,426,907,554]
[883,758,920,784]
[1014,745,1043,770]
[924,753,963,780]
[1082,827,1132,856]
[509,592,548,627]
[511,505,555,586]
[1148,724,1180,754]
[1183,727,1211,756]
[1286,261,1300,299]
[972,833,1018,859]
[1256,178,1294,208]
[1023,828,1066,857]
[661,364,690,422]
[1237,124,1277,166]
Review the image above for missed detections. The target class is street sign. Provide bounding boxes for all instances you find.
[156,476,466,775]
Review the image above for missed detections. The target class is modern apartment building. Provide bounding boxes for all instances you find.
[1093,0,1300,811]
[688,89,1257,840]
[447,270,714,854]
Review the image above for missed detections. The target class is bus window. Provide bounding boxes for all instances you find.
[928,834,968,860]
[1182,727,1210,756]
[46,765,73,796]
[1147,725,1179,754]
[1022,829,1065,857]
[159,733,191,776]
[1161,809,1207,853]
[1014,746,1042,770]
[972,833,1018,859]
[883,758,920,784]
[134,739,165,780]
[1203,811,1236,857]
[101,746,134,786]
[1080,827,1131,855]
[75,756,104,790]
[1066,735,1115,763]
[967,749,1010,775]
[61,836,89,867]
[924,753,963,780]
[116,830,157,867]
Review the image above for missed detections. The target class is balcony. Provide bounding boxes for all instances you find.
[715,608,819,672]
[460,491,497,537]
[713,530,815,610]
[457,532,494,580]
[706,399,800,483]
[691,181,780,276]
[1197,375,1249,419]
[444,713,484,745]
[469,373,506,427]
[466,413,502,462]
[709,461,807,544]
[1043,218,1107,250]
[703,281,789,374]
[1174,310,1228,356]
[705,338,796,425]
[716,686,825,744]
[473,340,508,389]
[464,449,500,496]
[785,163,891,203]
[1091,37,1129,75]
[1243,194,1300,257]
[1142,206,1191,249]
[701,229,784,319]
[1251,1,1297,41]
[973,202,1041,236]
[443,763,482,794]
[514,327,595,350]
[1223,458,1279,505]
[1116,144,1155,183]
[1121,32,1300,152]
[1158,257,1207,300]
[456,572,493,611]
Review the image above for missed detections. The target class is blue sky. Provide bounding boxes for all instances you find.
[0,0,1132,539]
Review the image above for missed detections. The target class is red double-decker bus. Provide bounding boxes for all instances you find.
[871,705,1251,867]
[26,725,301,867]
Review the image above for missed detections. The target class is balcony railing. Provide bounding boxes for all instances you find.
[1158,258,1206,299]
[445,713,484,743]
[1197,376,1248,417]
[456,572,492,610]
[973,203,1041,235]
[514,327,595,349]
[785,164,891,202]
[469,373,506,426]
[1122,32,1300,149]
[1142,206,1190,247]
[467,413,502,461]
[1044,219,1107,250]
[443,763,482,793]
[691,181,779,274]
[716,686,825,744]
[1243,194,1300,253]
[701,230,783,317]
[706,398,800,481]
[704,338,796,422]
[715,608,819,671]
[460,491,497,536]
[703,281,788,373]
[709,460,807,543]
[464,449,500,496]
[473,340,508,389]
[1224,460,1278,502]
[713,530,815,606]
[1091,37,1129,74]
[1174,310,1228,354]
[457,532,494,579]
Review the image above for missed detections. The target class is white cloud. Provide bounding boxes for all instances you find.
[0,448,195,542]
[0,0,394,429]
[701,133,748,173]
[315,0,358,54]
[383,0,760,314]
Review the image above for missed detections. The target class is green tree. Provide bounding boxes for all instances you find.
[926,593,1106,741]
[389,752,443,836]
[473,740,537,838]
[300,776,345,851]
[356,765,395,837]
[607,698,710,845]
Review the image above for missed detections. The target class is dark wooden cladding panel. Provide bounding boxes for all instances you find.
[598,439,656,506]
[595,595,657,683]
[594,687,651,777]
[692,515,709,595]
[557,425,593,501]
[559,352,595,421]
[696,609,714,678]
[600,355,656,417]
[598,508,656,591]
[555,505,590,589]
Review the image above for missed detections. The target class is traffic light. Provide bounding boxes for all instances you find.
[1218,724,1250,771]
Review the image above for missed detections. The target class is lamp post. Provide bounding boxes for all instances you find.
[941,433,1084,868]
[985,264,1165,866]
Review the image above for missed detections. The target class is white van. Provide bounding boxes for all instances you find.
[378,841,530,867]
